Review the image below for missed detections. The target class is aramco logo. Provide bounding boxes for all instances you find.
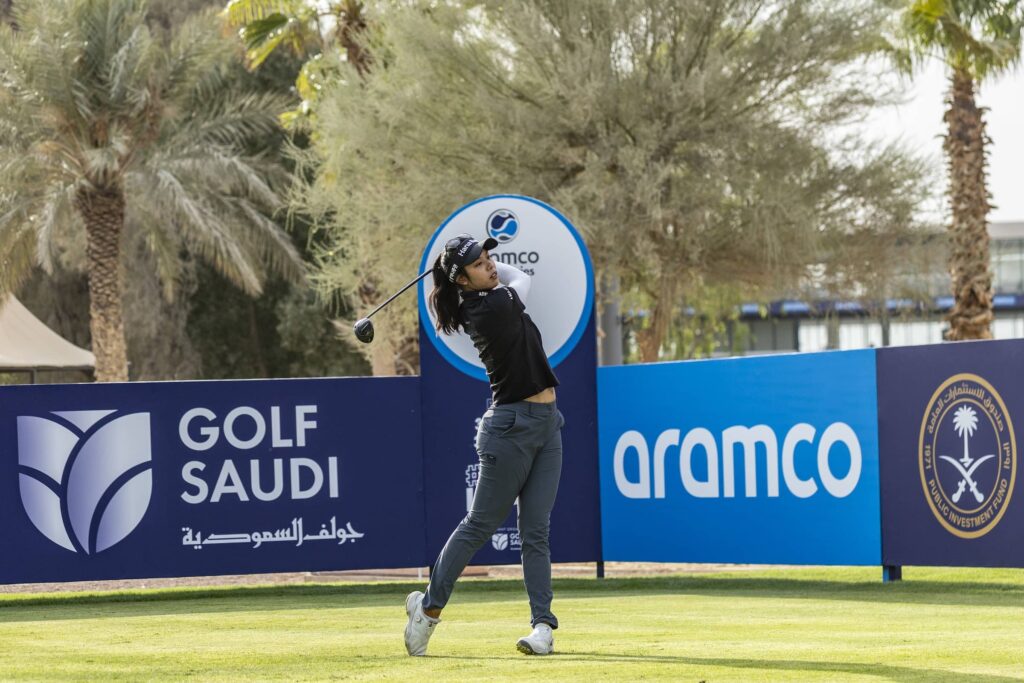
[486,209,519,243]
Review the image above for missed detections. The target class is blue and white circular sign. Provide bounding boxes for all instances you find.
[419,195,594,381]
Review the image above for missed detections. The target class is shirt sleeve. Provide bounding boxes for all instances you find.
[494,261,532,303]
[474,286,524,334]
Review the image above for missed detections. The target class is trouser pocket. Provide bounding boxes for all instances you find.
[475,408,519,455]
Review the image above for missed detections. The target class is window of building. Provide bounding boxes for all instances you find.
[838,321,884,349]
[889,320,944,346]
[992,239,1024,294]
[798,322,828,353]
[993,314,1024,339]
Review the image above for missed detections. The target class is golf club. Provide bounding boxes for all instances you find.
[353,268,433,344]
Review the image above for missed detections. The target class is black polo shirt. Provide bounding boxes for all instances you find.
[459,286,559,405]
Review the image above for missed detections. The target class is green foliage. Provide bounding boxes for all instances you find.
[0,0,303,299]
[301,0,937,364]
[901,0,1024,80]
[223,1,323,69]
[187,264,370,378]
[0,0,363,381]
[222,0,374,131]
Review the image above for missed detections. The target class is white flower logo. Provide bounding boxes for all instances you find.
[17,411,153,554]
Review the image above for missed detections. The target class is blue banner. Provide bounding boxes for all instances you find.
[0,377,425,584]
[878,340,1024,567]
[598,350,881,565]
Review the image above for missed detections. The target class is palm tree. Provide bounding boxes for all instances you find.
[0,0,303,381]
[952,404,979,464]
[901,0,1024,340]
[222,0,371,129]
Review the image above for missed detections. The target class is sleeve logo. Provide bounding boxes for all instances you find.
[16,410,153,554]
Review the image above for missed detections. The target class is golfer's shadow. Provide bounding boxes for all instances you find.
[434,652,1021,682]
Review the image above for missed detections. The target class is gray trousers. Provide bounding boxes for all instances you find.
[422,400,564,628]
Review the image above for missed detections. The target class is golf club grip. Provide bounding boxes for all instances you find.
[365,268,433,319]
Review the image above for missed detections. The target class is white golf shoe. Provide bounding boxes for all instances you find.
[516,622,554,655]
[404,591,438,656]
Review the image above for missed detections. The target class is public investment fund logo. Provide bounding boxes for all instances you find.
[16,410,153,554]
[486,209,519,243]
[919,374,1016,538]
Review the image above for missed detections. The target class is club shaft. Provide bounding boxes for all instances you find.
[364,268,433,320]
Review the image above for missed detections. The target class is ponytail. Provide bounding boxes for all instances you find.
[428,253,464,335]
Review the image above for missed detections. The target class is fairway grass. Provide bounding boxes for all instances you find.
[0,567,1022,681]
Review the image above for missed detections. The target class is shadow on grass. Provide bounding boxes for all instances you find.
[431,652,1022,683]
[0,574,1022,622]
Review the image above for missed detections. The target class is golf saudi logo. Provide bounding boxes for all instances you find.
[420,195,594,380]
[16,410,153,554]
[919,374,1016,539]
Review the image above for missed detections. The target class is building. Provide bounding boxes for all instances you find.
[741,221,1024,354]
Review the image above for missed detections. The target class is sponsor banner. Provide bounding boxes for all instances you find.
[0,377,425,584]
[598,350,881,565]
[418,195,594,381]
[419,195,601,565]
[878,340,1023,567]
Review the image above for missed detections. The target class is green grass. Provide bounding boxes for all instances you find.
[1,567,1023,681]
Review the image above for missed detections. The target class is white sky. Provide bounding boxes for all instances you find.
[861,60,1024,223]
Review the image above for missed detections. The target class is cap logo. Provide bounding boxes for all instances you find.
[446,238,479,282]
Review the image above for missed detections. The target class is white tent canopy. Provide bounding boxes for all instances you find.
[0,294,94,371]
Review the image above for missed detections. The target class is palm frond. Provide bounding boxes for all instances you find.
[1,0,304,304]
[177,91,290,148]
[221,0,297,28]
[0,204,40,293]
[903,0,1024,79]
[123,194,186,302]
[147,167,267,294]
[35,185,78,274]
[221,0,322,68]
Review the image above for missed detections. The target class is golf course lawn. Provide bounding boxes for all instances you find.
[0,566,1021,681]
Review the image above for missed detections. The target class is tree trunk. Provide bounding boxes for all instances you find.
[369,341,397,376]
[247,299,269,377]
[338,1,372,78]
[944,68,993,341]
[0,0,16,29]
[636,273,677,363]
[75,186,130,382]
[598,274,624,366]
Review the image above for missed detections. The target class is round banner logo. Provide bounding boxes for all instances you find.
[918,374,1016,538]
[418,195,593,381]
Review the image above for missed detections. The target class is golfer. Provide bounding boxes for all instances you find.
[404,233,564,656]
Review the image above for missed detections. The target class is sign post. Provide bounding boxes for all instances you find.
[417,195,601,566]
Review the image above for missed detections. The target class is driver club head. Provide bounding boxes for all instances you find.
[353,317,375,344]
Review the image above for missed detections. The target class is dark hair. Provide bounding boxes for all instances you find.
[428,253,465,334]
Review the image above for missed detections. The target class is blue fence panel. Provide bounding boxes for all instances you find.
[15,336,1024,583]
[0,376,425,584]
[598,350,881,565]
[878,339,1024,567]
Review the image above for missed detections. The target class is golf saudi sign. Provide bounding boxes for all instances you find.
[418,195,594,379]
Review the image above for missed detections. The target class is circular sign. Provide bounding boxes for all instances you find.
[918,373,1016,539]
[418,195,594,381]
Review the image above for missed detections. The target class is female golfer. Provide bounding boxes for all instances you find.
[404,233,563,657]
